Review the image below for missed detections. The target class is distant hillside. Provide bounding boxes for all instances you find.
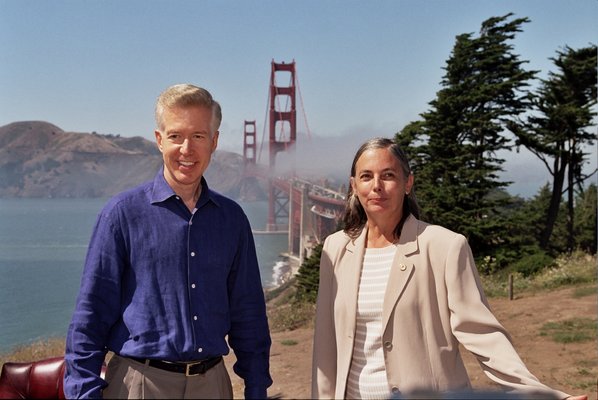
[0,121,261,199]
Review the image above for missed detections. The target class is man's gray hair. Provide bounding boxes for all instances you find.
[155,84,222,133]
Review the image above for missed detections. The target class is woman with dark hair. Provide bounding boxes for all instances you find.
[311,138,584,400]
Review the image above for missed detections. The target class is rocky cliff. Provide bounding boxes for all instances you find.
[0,121,261,199]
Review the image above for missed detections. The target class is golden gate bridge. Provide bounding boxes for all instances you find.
[241,60,345,266]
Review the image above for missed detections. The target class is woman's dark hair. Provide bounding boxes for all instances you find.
[342,137,420,240]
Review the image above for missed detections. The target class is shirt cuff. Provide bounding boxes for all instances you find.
[244,385,267,399]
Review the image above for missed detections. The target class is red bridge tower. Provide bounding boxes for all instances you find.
[267,60,297,231]
[243,120,256,164]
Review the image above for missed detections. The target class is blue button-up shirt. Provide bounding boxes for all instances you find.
[64,169,272,398]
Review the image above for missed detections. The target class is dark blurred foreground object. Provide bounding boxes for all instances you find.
[392,389,559,399]
[0,357,106,399]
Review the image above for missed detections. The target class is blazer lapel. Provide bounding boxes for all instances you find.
[336,227,367,337]
[334,227,367,391]
[382,216,419,329]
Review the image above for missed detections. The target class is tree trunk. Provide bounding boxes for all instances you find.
[540,150,567,249]
[566,142,576,251]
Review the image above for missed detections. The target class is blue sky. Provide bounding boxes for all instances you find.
[1,0,596,197]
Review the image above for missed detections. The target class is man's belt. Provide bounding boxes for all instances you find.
[129,356,223,376]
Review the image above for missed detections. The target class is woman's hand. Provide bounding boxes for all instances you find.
[565,395,587,400]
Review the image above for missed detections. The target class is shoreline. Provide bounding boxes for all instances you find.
[265,252,301,290]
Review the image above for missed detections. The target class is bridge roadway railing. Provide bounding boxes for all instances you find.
[249,172,348,266]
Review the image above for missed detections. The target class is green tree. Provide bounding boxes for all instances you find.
[574,183,597,254]
[396,13,536,268]
[508,184,568,256]
[511,45,597,251]
[295,244,323,303]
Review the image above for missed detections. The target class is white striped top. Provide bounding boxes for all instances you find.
[345,244,396,399]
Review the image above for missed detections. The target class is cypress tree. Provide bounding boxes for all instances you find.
[396,14,536,268]
[511,45,597,250]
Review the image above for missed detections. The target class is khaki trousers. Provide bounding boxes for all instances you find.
[102,354,233,399]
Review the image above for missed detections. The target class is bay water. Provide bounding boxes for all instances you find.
[0,198,287,353]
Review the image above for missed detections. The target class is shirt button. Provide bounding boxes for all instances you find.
[190,252,196,257]
[191,283,196,289]
[391,386,399,394]
[193,315,198,321]
[384,341,393,350]
[176,196,180,200]
[400,264,407,271]
[197,348,203,353]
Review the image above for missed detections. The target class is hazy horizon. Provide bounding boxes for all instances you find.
[1,0,596,199]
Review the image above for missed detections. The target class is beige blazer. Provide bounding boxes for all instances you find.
[311,215,568,399]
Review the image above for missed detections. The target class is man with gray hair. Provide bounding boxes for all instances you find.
[64,84,272,398]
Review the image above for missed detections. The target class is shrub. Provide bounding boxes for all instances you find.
[267,301,316,332]
[482,250,596,297]
[512,251,555,277]
[295,244,323,303]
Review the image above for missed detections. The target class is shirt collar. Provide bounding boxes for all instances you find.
[150,166,221,208]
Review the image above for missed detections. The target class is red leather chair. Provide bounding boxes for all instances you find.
[0,356,67,399]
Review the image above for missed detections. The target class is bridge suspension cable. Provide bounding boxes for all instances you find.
[257,80,269,164]
[295,69,312,141]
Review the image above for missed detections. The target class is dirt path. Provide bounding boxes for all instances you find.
[225,285,597,399]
